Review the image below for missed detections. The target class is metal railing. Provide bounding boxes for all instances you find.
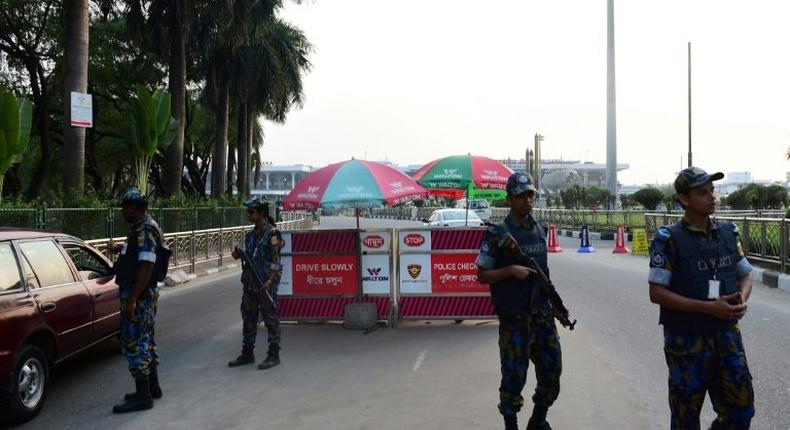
[645,213,789,272]
[0,206,313,240]
[86,215,313,274]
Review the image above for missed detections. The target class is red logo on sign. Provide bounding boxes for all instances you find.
[403,233,425,247]
[363,235,385,249]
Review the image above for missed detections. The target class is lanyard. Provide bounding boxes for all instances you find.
[695,228,724,280]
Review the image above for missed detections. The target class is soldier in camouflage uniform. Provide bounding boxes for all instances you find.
[477,172,561,430]
[228,196,284,370]
[110,188,165,413]
[649,167,755,430]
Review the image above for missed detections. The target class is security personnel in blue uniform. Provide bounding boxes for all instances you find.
[477,172,562,430]
[649,167,755,430]
[110,188,166,413]
[228,196,284,370]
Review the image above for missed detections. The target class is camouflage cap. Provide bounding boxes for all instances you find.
[674,167,724,194]
[117,187,146,206]
[506,172,538,196]
[243,195,270,211]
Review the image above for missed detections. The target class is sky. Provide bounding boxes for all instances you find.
[260,0,790,186]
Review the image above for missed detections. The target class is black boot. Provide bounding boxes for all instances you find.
[257,347,280,370]
[228,346,255,367]
[113,377,154,413]
[503,414,518,430]
[526,405,552,430]
[125,366,162,401]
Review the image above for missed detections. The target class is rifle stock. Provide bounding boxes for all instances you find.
[500,233,577,330]
[234,245,277,308]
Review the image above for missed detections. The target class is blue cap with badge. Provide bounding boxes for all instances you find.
[506,172,538,196]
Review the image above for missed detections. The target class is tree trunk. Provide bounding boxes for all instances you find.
[236,100,247,197]
[247,107,255,195]
[25,62,53,200]
[63,0,89,196]
[211,77,229,198]
[163,17,186,197]
[226,135,235,196]
[84,128,103,192]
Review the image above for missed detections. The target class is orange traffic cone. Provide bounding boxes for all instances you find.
[613,225,630,254]
[547,224,562,253]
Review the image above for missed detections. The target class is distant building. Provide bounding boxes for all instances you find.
[497,158,629,190]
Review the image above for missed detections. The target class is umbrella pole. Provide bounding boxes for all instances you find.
[465,185,470,227]
[355,208,362,302]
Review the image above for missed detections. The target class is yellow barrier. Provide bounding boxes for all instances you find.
[631,228,649,256]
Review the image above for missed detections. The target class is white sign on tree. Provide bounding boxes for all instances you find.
[70,91,93,127]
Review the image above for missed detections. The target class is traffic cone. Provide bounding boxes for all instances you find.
[547,224,562,253]
[577,224,595,253]
[612,225,630,254]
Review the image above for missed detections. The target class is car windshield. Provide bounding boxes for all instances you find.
[442,210,480,221]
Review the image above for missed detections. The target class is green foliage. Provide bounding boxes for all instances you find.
[560,185,581,209]
[0,86,32,202]
[631,187,664,210]
[726,184,788,209]
[127,86,179,194]
[582,186,611,208]
[657,184,677,212]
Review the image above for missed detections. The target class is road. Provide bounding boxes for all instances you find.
[6,217,790,429]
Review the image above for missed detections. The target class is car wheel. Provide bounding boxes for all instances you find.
[0,344,49,423]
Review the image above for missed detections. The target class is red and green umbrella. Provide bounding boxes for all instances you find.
[284,159,427,211]
[412,154,514,200]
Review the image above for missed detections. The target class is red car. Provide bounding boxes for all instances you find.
[0,229,119,422]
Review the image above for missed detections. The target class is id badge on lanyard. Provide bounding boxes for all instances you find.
[708,279,721,299]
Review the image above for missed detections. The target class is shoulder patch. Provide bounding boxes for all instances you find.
[656,227,671,241]
[651,252,666,267]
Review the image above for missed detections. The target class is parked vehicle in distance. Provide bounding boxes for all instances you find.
[423,208,485,228]
[0,229,119,423]
[454,198,492,221]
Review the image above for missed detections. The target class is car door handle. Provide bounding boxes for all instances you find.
[93,292,103,299]
[40,302,57,312]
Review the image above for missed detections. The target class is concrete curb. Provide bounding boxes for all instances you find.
[754,267,790,293]
[161,261,240,288]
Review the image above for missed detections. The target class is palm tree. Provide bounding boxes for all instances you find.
[63,0,90,195]
[234,12,311,196]
[119,0,193,197]
[194,0,236,197]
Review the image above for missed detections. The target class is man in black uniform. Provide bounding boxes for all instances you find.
[649,167,754,429]
[110,188,166,413]
[477,172,561,430]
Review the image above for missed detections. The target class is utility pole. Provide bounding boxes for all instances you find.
[605,0,618,208]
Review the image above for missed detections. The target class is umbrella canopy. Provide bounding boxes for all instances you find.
[284,159,428,211]
[412,154,514,200]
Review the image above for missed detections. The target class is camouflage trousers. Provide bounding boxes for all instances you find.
[119,294,159,379]
[241,278,281,352]
[664,326,754,430]
[497,307,562,417]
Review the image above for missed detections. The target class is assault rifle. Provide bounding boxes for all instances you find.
[499,233,577,330]
[234,245,276,308]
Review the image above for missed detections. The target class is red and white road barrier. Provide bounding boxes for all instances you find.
[277,229,393,321]
[396,228,495,321]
